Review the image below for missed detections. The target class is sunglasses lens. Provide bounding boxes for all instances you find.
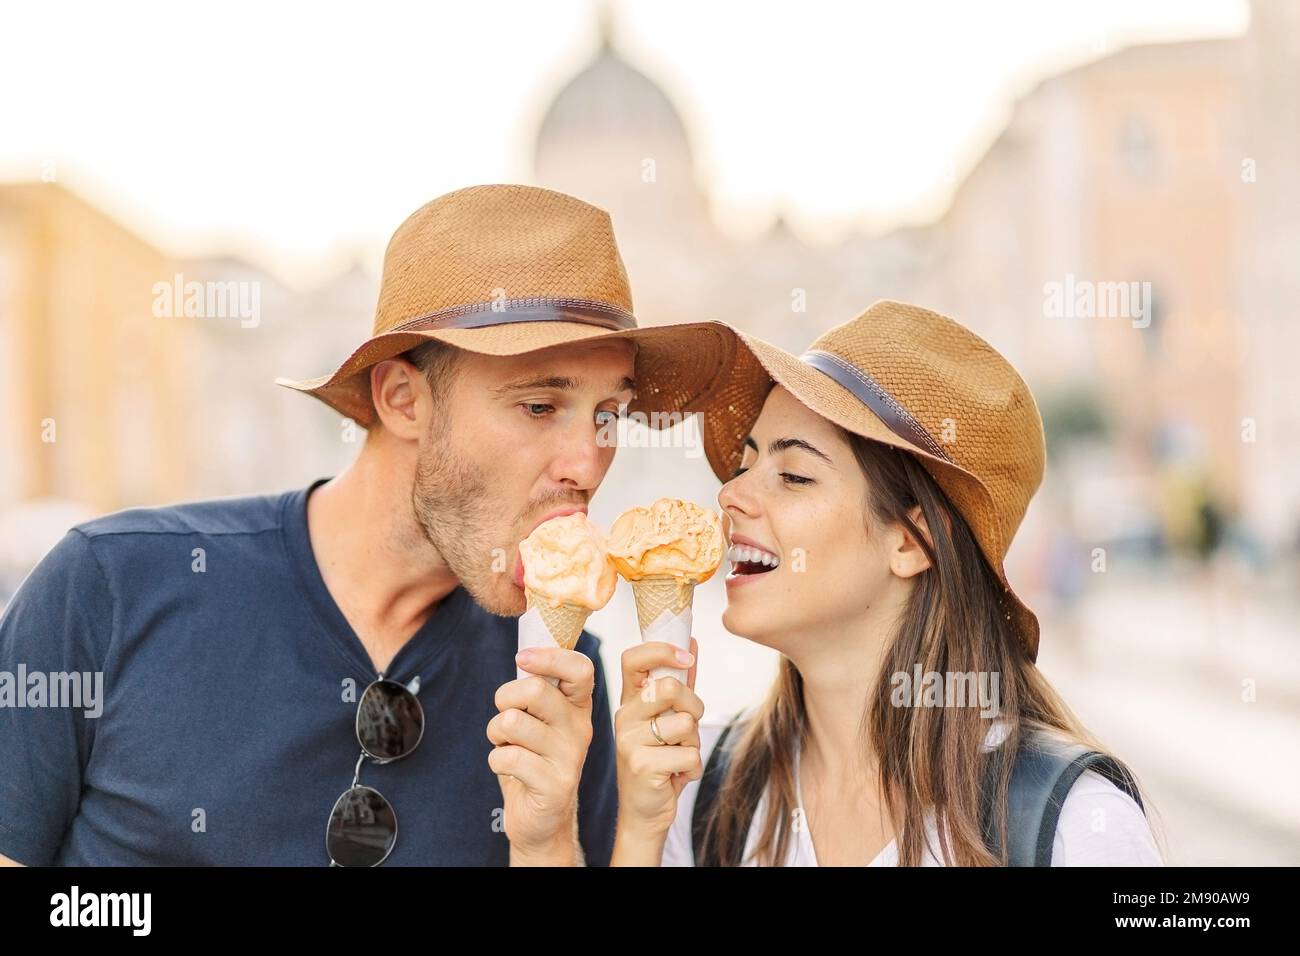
[357,679,423,761]
[327,786,397,867]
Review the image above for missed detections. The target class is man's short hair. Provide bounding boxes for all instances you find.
[403,339,464,410]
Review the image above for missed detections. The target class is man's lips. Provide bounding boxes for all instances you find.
[513,505,588,589]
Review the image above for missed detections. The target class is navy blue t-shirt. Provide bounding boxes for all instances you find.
[0,478,618,866]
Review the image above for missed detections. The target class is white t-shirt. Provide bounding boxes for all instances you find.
[662,712,1163,866]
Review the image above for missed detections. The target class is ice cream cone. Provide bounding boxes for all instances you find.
[629,576,697,685]
[515,512,616,684]
[527,590,590,651]
[609,499,722,688]
[630,575,696,632]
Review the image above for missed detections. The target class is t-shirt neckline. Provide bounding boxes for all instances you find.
[280,477,472,683]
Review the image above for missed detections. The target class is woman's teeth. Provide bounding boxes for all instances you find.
[727,544,780,572]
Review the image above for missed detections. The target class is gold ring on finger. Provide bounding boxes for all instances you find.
[650,715,668,745]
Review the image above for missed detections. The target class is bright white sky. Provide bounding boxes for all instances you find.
[0,0,1248,287]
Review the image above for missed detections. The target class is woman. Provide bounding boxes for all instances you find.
[610,300,1164,866]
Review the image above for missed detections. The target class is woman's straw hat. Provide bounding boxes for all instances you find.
[276,184,735,426]
[700,300,1047,661]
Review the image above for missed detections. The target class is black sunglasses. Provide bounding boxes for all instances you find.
[326,674,424,866]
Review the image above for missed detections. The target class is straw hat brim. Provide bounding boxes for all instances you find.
[704,331,1041,662]
[275,319,740,432]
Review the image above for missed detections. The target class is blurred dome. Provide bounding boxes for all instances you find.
[535,42,692,163]
[531,6,702,225]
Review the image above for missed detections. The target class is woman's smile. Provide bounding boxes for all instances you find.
[724,534,781,587]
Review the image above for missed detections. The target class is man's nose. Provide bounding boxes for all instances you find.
[548,416,607,490]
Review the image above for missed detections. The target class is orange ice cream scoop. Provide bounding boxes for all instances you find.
[608,498,724,585]
[518,513,618,611]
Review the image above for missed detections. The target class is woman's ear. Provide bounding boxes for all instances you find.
[890,505,934,579]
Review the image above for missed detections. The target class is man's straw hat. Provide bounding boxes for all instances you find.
[275,184,735,426]
[700,300,1047,661]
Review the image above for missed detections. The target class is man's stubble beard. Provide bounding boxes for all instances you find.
[411,428,525,618]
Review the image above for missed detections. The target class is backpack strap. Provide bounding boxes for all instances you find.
[981,727,1145,866]
[690,713,751,866]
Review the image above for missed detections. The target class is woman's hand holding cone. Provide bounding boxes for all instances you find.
[610,638,703,865]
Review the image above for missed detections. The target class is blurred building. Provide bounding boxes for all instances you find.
[0,184,361,588]
[0,183,195,516]
[532,0,1300,557]
[932,0,1300,556]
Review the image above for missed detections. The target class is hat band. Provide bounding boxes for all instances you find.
[798,349,953,463]
[383,297,637,335]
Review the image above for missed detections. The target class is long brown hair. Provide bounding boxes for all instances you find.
[702,431,1162,866]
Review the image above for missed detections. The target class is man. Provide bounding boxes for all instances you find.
[0,184,733,866]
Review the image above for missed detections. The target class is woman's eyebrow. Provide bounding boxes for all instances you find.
[742,434,834,465]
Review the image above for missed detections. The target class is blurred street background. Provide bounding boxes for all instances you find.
[2,0,1297,864]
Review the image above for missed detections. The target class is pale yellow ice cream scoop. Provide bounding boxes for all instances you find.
[518,512,617,612]
[608,498,724,585]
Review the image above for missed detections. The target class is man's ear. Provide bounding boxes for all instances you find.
[890,505,934,579]
[370,358,427,439]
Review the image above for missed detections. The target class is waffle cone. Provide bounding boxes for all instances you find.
[526,591,590,651]
[630,576,696,632]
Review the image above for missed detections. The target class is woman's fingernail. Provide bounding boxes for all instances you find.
[676,649,695,665]
[516,649,533,664]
